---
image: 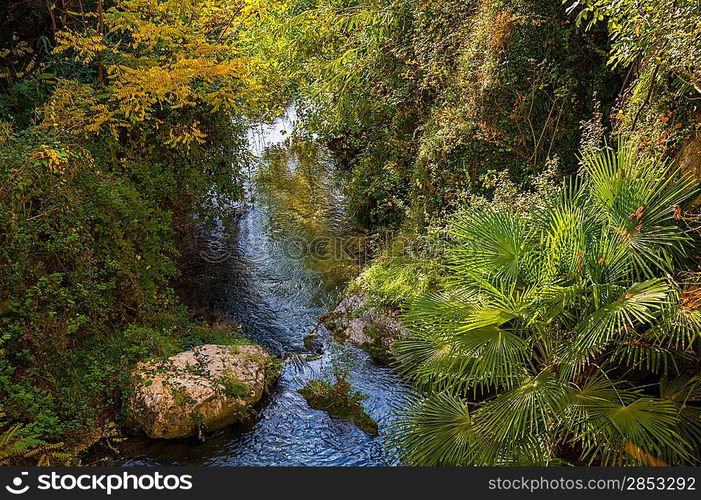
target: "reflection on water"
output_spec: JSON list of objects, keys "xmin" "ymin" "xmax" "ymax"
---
[{"xmin": 119, "ymin": 110, "xmax": 411, "ymax": 466}]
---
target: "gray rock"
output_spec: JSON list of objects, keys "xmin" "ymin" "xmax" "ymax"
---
[
  {"xmin": 126, "ymin": 344, "xmax": 270, "ymax": 439},
  {"xmin": 303, "ymin": 331, "xmax": 324, "ymax": 353},
  {"xmin": 321, "ymin": 293, "xmax": 405, "ymax": 364}
]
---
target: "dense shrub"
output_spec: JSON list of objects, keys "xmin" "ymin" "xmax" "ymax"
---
[
  {"xmin": 258, "ymin": 0, "xmax": 617, "ymax": 229},
  {"xmin": 391, "ymin": 144, "xmax": 701, "ymax": 465},
  {"xmin": 0, "ymin": 0, "xmax": 260, "ymax": 460}
]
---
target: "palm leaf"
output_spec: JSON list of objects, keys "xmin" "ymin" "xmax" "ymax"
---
[
  {"xmin": 472, "ymin": 371, "xmax": 572, "ymax": 444},
  {"xmin": 563, "ymin": 279, "xmax": 672, "ymax": 373},
  {"xmin": 388, "ymin": 393, "xmax": 474, "ymax": 466},
  {"xmin": 450, "ymin": 210, "xmax": 532, "ymax": 283}
]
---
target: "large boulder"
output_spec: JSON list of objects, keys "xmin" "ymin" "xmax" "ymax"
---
[
  {"xmin": 126, "ymin": 344, "xmax": 271, "ymax": 439},
  {"xmin": 320, "ymin": 293, "xmax": 405, "ymax": 364}
]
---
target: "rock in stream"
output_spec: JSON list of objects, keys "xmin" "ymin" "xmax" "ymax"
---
[
  {"xmin": 321, "ymin": 293, "xmax": 405, "ymax": 365},
  {"xmin": 126, "ymin": 344, "xmax": 271, "ymax": 439}
]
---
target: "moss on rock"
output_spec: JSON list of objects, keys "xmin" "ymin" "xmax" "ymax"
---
[{"xmin": 298, "ymin": 378, "xmax": 378, "ymax": 435}]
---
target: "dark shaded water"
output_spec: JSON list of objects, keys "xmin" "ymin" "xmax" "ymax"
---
[{"xmin": 119, "ymin": 111, "xmax": 411, "ymax": 466}]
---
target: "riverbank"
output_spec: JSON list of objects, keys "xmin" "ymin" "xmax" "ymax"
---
[{"xmin": 111, "ymin": 110, "xmax": 412, "ymax": 466}]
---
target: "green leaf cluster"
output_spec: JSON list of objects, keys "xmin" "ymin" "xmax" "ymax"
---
[{"xmin": 391, "ymin": 143, "xmax": 701, "ymax": 465}]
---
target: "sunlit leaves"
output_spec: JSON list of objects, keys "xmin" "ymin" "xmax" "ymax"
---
[
  {"xmin": 392, "ymin": 144, "xmax": 700, "ymax": 465},
  {"xmin": 580, "ymin": 142, "xmax": 698, "ymax": 277},
  {"xmin": 570, "ymin": 0, "xmax": 701, "ymax": 94},
  {"xmin": 572, "ymin": 387, "xmax": 689, "ymax": 465},
  {"xmin": 450, "ymin": 210, "xmax": 532, "ymax": 283},
  {"xmin": 473, "ymin": 372, "xmax": 571, "ymax": 443},
  {"xmin": 389, "ymin": 392, "xmax": 474, "ymax": 466},
  {"xmin": 564, "ymin": 279, "xmax": 672, "ymax": 373},
  {"xmin": 48, "ymin": 0, "xmax": 276, "ymax": 145}
]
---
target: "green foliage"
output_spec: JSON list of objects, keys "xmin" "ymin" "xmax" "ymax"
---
[
  {"xmin": 217, "ymin": 377, "xmax": 251, "ymax": 399},
  {"xmin": 350, "ymin": 231, "xmax": 446, "ymax": 307},
  {"xmin": 570, "ymin": 0, "xmax": 701, "ymax": 157},
  {"xmin": 299, "ymin": 377, "xmax": 378, "ymax": 434},
  {"xmin": 411, "ymin": 0, "xmax": 619, "ymax": 223},
  {"xmin": 256, "ymin": 0, "xmax": 618, "ymax": 229},
  {"xmin": 572, "ymin": 0, "xmax": 701, "ymax": 91},
  {"xmin": 390, "ymin": 143, "xmax": 701, "ymax": 465},
  {"xmin": 0, "ymin": 110, "xmax": 250, "ymax": 442},
  {"xmin": 0, "ymin": 0, "xmax": 261, "ymax": 453},
  {"xmin": 0, "ymin": 423, "xmax": 69, "ymax": 466}
]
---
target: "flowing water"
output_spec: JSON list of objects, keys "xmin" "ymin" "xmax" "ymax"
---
[{"xmin": 119, "ymin": 110, "xmax": 411, "ymax": 466}]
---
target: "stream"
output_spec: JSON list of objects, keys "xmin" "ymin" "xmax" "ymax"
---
[{"xmin": 118, "ymin": 109, "xmax": 411, "ymax": 466}]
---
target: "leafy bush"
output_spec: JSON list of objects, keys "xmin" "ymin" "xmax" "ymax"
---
[
  {"xmin": 348, "ymin": 228, "xmax": 447, "ymax": 307},
  {"xmin": 0, "ymin": 0, "xmax": 260, "ymax": 456},
  {"xmin": 570, "ymin": 0, "xmax": 701, "ymax": 159},
  {"xmin": 258, "ymin": 0, "xmax": 617, "ymax": 229},
  {"xmin": 391, "ymin": 143, "xmax": 701, "ymax": 465}
]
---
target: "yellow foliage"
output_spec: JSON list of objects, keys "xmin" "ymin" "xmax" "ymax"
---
[
  {"xmin": 164, "ymin": 120, "xmax": 207, "ymax": 147},
  {"xmin": 46, "ymin": 0, "xmax": 279, "ymax": 145},
  {"xmin": 30, "ymin": 147, "xmax": 68, "ymax": 173},
  {"xmin": 0, "ymin": 121, "xmax": 13, "ymax": 143},
  {"xmin": 38, "ymin": 79, "xmax": 124, "ymax": 139},
  {"xmin": 0, "ymin": 39, "xmax": 35, "ymax": 79},
  {"xmin": 55, "ymin": 30, "xmax": 108, "ymax": 64}
]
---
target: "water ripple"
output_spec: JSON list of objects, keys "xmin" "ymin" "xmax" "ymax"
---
[{"xmin": 119, "ymin": 110, "xmax": 411, "ymax": 466}]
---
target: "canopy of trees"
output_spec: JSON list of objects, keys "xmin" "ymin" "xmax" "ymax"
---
[{"xmin": 1, "ymin": 0, "xmax": 699, "ymax": 466}]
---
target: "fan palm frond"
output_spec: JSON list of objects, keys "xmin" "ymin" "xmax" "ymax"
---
[
  {"xmin": 609, "ymin": 336, "xmax": 682, "ymax": 374},
  {"xmin": 388, "ymin": 393, "xmax": 474, "ymax": 466},
  {"xmin": 472, "ymin": 371, "xmax": 572, "ymax": 444},
  {"xmin": 563, "ymin": 279, "xmax": 672, "ymax": 373},
  {"xmin": 402, "ymin": 290, "xmax": 482, "ymax": 336},
  {"xmin": 573, "ymin": 392, "xmax": 689, "ymax": 465},
  {"xmin": 450, "ymin": 210, "xmax": 533, "ymax": 283},
  {"xmin": 659, "ymin": 376, "xmax": 701, "ymax": 462},
  {"xmin": 581, "ymin": 142, "xmax": 698, "ymax": 277},
  {"xmin": 450, "ymin": 325, "xmax": 532, "ymax": 390},
  {"xmin": 648, "ymin": 291, "xmax": 701, "ymax": 350}
]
